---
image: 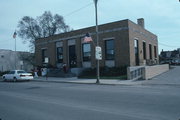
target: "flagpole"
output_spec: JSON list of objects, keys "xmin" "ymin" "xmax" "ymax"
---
[
  {"xmin": 13, "ymin": 31, "xmax": 17, "ymax": 69},
  {"xmin": 15, "ymin": 37, "xmax": 16, "ymax": 69}
]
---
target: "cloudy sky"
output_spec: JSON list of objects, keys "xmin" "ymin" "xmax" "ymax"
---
[{"xmin": 0, "ymin": 0, "xmax": 180, "ymax": 52}]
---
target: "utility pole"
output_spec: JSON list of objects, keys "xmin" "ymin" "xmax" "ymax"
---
[{"xmin": 94, "ymin": 0, "xmax": 100, "ymax": 84}]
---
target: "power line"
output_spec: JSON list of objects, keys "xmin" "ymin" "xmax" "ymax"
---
[
  {"xmin": 159, "ymin": 42, "xmax": 180, "ymax": 48},
  {"xmin": 64, "ymin": 2, "xmax": 93, "ymax": 18},
  {"xmin": 62, "ymin": 3, "xmax": 180, "ymax": 50}
]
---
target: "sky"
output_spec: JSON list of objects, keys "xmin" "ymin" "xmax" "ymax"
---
[{"xmin": 0, "ymin": 0, "xmax": 180, "ymax": 52}]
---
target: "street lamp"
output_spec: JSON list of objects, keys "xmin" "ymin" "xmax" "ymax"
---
[{"xmin": 94, "ymin": 0, "xmax": 100, "ymax": 84}]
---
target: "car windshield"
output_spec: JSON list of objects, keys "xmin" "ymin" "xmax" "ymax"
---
[
  {"xmin": 17, "ymin": 70, "xmax": 26, "ymax": 74},
  {"xmin": 8, "ymin": 71, "xmax": 15, "ymax": 74}
]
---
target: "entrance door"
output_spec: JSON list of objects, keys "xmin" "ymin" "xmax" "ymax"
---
[{"xmin": 69, "ymin": 45, "xmax": 77, "ymax": 68}]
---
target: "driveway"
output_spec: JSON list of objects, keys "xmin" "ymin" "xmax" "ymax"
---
[{"xmin": 142, "ymin": 66, "xmax": 180, "ymax": 85}]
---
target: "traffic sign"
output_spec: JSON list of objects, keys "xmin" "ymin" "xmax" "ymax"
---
[{"xmin": 95, "ymin": 46, "xmax": 102, "ymax": 60}]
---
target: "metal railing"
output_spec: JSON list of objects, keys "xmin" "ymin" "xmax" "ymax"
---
[{"xmin": 127, "ymin": 66, "xmax": 144, "ymax": 80}]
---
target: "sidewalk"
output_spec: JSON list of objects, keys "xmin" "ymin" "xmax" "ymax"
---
[
  {"xmin": 1, "ymin": 66, "xmax": 180, "ymax": 86},
  {"xmin": 32, "ymin": 66, "xmax": 180, "ymax": 86},
  {"xmin": 32, "ymin": 76, "xmax": 144, "ymax": 85}
]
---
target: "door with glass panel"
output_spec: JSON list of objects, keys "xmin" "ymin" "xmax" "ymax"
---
[{"xmin": 69, "ymin": 45, "xmax": 77, "ymax": 68}]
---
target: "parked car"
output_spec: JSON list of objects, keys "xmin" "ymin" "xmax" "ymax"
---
[
  {"xmin": 2, "ymin": 70, "xmax": 33, "ymax": 82},
  {"xmin": 171, "ymin": 59, "xmax": 180, "ymax": 65}
]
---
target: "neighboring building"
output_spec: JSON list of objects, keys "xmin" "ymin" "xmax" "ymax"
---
[
  {"xmin": 35, "ymin": 18, "xmax": 158, "ymax": 69},
  {"xmin": 160, "ymin": 49, "xmax": 180, "ymax": 64},
  {"xmin": 0, "ymin": 49, "xmax": 33, "ymax": 72}
]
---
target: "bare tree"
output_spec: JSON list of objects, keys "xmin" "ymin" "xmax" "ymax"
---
[
  {"xmin": 17, "ymin": 11, "xmax": 71, "ymax": 51},
  {"xmin": 19, "ymin": 52, "xmax": 35, "ymax": 66}
]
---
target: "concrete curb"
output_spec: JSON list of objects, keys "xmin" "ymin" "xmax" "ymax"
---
[
  {"xmin": 30, "ymin": 77, "xmax": 143, "ymax": 86},
  {"xmin": 1, "ymin": 78, "xmax": 180, "ymax": 87},
  {"xmin": 0, "ymin": 76, "xmax": 143, "ymax": 86},
  {"xmin": 31, "ymin": 79, "xmax": 125, "ymax": 86}
]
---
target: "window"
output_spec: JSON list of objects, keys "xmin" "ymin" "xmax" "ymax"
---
[
  {"xmin": 134, "ymin": 40, "xmax": 138, "ymax": 54},
  {"xmin": 105, "ymin": 39, "xmax": 114, "ymax": 60},
  {"xmin": 149, "ymin": 44, "xmax": 152, "ymax": 59},
  {"xmin": 42, "ymin": 49, "xmax": 47, "ymax": 63},
  {"xmin": 57, "ymin": 47, "xmax": 63, "ymax": 63},
  {"xmin": 134, "ymin": 39, "xmax": 139, "ymax": 65},
  {"xmin": 154, "ymin": 46, "xmax": 157, "ymax": 58},
  {"xmin": 17, "ymin": 70, "xmax": 26, "ymax": 74},
  {"xmin": 143, "ymin": 42, "xmax": 146, "ymax": 59},
  {"xmin": 82, "ymin": 43, "xmax": 91, "ymax": 61},
  {"xmin": 9, "ymin": 71, "xmax": 15, "ymax": 74}
]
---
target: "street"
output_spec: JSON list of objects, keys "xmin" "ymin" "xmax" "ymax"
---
[{"xmin": 0, "ymin": 80, "xmax": 180, "ymax": 120}]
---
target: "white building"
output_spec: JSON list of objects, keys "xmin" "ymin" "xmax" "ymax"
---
[{"xmin": 0, "ymin": 49, "xmax": 33, "ymax": 72}]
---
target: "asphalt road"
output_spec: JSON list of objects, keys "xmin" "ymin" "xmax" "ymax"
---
[{"xmin": 0, "ymin": 81, "xmax": 180, "ymax": 120}]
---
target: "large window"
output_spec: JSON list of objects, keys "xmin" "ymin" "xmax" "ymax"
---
[
  {"xmin": 149, "ymin": 44, "xmax": 152, "ymax": 59},
  {"xmin": 105, "ymin": 39, "xmax": 114, "ymax": 60},
  {"xmin": 134, "ymin": 39, "xmax": 139, "ymax": 65},
  {"xmin": 143, "ymin": 42, "xmax": 146, "ymax": 60},
  {"xmin": 154, "ymin": 46, "xmax": 157, "ymax": 58},
  {"xmin": 42, "ymin": 49, "xmax": 47, "ymax": 63},
  {"xmin": 82, "ymin": 43, "xmax": 91, "ymax": 61},
  {"xmin": 57, "ymin": 47, "xmax": 63, "ymax": 63}
]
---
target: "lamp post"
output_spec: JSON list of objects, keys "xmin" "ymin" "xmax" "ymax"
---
[{"xmin": 94, "ymin": 0, "xmax": 100, "ymax": 84}]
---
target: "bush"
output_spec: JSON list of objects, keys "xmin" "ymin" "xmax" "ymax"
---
[
  {"xmin": 0, "ymin": 71, "xmax": 10, "ymax": 76},
  {"xmin": 100, "ymin": 66, "xmax": 127, "ymax": 76},
  {"xmin": 78, "ymin": 66, "xmax": 127, "ymax": 78}
]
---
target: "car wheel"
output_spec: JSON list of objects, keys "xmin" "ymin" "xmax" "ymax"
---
[
  {"xmin": 13, "ymin": 77, "xmax": 17, "ymax": 82},
  {"xmin": 3, "ymin": 77, "xmax": 7, "ymax": 82}
]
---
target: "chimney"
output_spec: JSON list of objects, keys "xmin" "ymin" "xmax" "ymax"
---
[{"xmin": 137, "ymin": 18, "xmax": 145, "ymax": 28}]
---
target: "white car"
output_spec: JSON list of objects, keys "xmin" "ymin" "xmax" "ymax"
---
[{"xmin": 2, "ymin": 70, "xmax": 34, "ymax": 82}]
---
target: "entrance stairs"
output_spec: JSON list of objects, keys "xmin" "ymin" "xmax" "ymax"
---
[{"xmin": 47, "ymin": 68, "xmax": 76, "ymax": 77}]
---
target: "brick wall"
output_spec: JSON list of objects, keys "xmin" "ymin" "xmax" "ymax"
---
[{"xmin": 35, "ymin": 19, "xmax": 158, "ymax": 68}]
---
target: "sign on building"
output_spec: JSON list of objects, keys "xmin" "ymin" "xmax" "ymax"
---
[{"xmin": 45, "ymin": 57, "xmax": 49, "ymax": 63}]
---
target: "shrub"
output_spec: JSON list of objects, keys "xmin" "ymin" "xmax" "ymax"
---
[
  {"xmin": 78, "ymin": 66, "xmax": 127, "ymax": 78},
  {"xmin": 0, "ymin": 71, "xmax": 10, "ymax": 76}
]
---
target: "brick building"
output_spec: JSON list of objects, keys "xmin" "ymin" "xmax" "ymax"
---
[{"xmin": 35, "ymin": 18, "xmax": 158, "ymax": 69}]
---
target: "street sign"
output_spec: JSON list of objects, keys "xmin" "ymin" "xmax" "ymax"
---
[{"xmin": 95, "ymin": 46, "xmax": 102, "ymax": 60}]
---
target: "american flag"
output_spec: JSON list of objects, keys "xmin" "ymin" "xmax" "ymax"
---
[
  {"xmin": 13, "ymin": 31, "xmax": 17, "ymax": 39},
  {"xmin": 84, "ymin": 33, "xmax": 92, "ymax": 43}
]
